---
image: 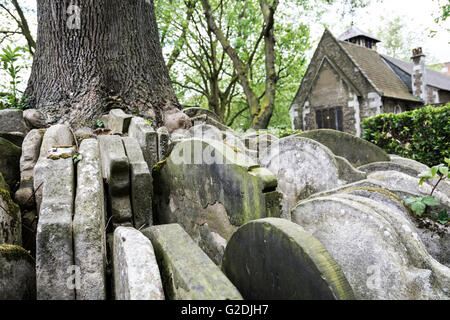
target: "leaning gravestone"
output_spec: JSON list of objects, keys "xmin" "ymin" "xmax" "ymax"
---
[
  {"xmin": 36, "ymin": 146, "xmax": 76, "ymax": 300},
  {"xmin": 0, "ymin": 244, "xmax": 36, "ymax": 300},
  {"xmin": 259, "ymin": 136, "xmax": 342, "ymax": 216},
  {"xmin": 73, "ymin": 139, "xmax": 107, "ymax": 300},
  {"xmin": 108, "ymin": 109, "xmax": 132, "ymax": 133},
  {"xmin": 15, "ymin": 129, "xmax": 45, "ymax": 209},
  {"xmin": 297, "ymin": 129, "xmax": 390, "ymax": 166},
  {"xmin": 113, "ymin": 227, "xmax": 164, "ymax": 300},
  {"xmin": 122, "ymin": 137, "xmax": 153, "ymax": 229},
  {"xmin": 222, "ymin": 218, "xmax": 354, "ymax": 300},
  {"xmin": 98, "ymin": 135, "xmax": 133, "ymax": 227},
  {"xmin": 0, "ymin": 183, "xmax": 21, "ymax": 245},
  {"xmin": 34, "ymin": 124, "xmax": 74, "ymax": 212},
  {"xmin": 142, "ymin": 224, "xmax": 243, "ymax": 300},
  {"xmin": 128, "ymin": 117, "xmax": 158, "ymax": 170},
  {"xmin": 0, "ymin": 136, "xmax": 21, "ymax": 189},
  {"xmin": 153, "ymin": 138, "xmax": 280, "ymax": 264},
  {"xmin": 292, "ymin": 196, "xmax": 450, "ymax": 300}
]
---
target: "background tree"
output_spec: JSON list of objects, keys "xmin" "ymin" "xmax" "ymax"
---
[
  {"xmin": 376, "ymin": 16, "xmax": 426, "ymax": 60},
  {"xmin": 24, "ymin": 0, "xmax": 190, "ymax": 131}
]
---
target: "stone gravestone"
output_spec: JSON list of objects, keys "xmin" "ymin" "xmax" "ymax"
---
[
  {"xmin": 153, "ymin": 138, "xmax": 280, "ymax": 264},
  {"xmin": 297, "ymin": 129, "xmax": 390, "ymax": 166},
  {"xmin": 98, "ymin": 135, "xmax": 133, "ymax": 227},
  {"xmin": 259, "ymin": 136, "xmax": 342, "ymax": 216},
  {"xmin": 142, "ymin": 224, "xmax": 243, "ymax": 300},
  {"xmin": 73, "ymin": 139, "xmax": 107, "ymax": 300},
  {"xmin": 0, "ymin": 244, "xmax": 36, "ymax": 300},
  {"xmin": 292, "ymin": 195, "xmax": 450, "ymax": 300},
  {"xmin": 35, "ymin": 146, "xmax": 76, "ymax": 300},
  {"xmin": 222, "ymin": 218, "xmax": 354, "ymax": 300},
  {"xmin": 0, "ymin": 183, "xmax": 21, "ymax": 245},
  {"xmin": 113, "ymin": 227, "xmax": 164, "ymax": 300}
]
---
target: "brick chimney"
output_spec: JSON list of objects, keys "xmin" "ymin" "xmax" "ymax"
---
[{"xmin": 411, "ymin": 47, "xmax": 427, "ymax": 103}]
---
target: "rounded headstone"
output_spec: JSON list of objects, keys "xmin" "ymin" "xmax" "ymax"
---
[
  {"xmin": 0, "ymin": 244, "xmax": 36, "ymax": 300},
  {"xmin": 222, "ymin": 218, "xmax": 354, "ymax": 300},
  {"xmin": 297, "ymin": 129, "xmax": 390, "ymax": 166}
]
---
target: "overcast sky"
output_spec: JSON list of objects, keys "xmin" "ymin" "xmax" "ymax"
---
[
  {"xmin": 315, "ymin": 0, "xmax": 450, "ymax": 63},
  {"xmin": 11, "ymin": 0, "xmax": 450, "ymax": 63}
]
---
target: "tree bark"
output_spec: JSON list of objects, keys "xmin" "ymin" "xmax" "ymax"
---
[{"xmin": 25, "ymin": 0, "xmax": 190, "ymax": 131}]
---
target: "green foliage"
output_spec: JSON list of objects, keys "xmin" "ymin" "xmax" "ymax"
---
[
  {"xmin": 73, "ymin": 152, "xmax": 83, "ymax": 165},
  {"xmin": 0, "ymin": 45, "xmax": 28, "ymax": 110},
  {"xmin": 405, "ymin": 160, "xmax": 449, "ymax": 225},
  {"xmin": 95, "ymin": 119, "xmax": 104, "ymax": 128},
  {"xmin": 362, "ymin": 104, "xmax": 450, "ymax": 168}
]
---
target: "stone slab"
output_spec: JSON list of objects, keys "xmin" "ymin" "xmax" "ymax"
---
[
  {"xmin": 73, "ymin": 139, "xmax": 107, "ymax": 300},
  {"xmin": 36, "ymin": 147, "xmax": 75, "ymax": 300},
  {"xmin": 98, "ymin": 135, "xmax": 133, "ymax": 226},
  {"xmin": 108, "ymin": 109, "xmax": 132, "ymax": 133},
  {"xmin": 153, "ymin": 138, "xmax": 280, "ymax": 264},
  {"xmin": 142, "ymin": 224, "xmax": 242, "ymax": 300},
  {"xmin": 122, "ymin": 137, "xmax": 153, "ymax": 229},
  {"xmin": 0, "ymin": 244, "xmax": 36, "ymax": 300},
  {"xmin": 222, "ymin": 218, "xmax": 354, "ymax": 300},
  {"xmin": 128, "ymin": 117, "xmax": 158, "ymax": 170},
  {"xmin": 297, "ymin": 129, "xmax": 390, "ymax": 166},
  {"xmin": 113, "ymin": 227, "xmax": 164, "ymax": 300}
]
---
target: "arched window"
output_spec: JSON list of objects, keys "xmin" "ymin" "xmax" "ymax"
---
[{"xmin": 316, "ymin": 107, "xmax": 344, "ymax": 131}]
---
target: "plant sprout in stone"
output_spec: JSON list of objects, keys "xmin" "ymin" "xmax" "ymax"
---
[
  {"xmin": 405, "ymin": 158, "xmax": 450, "ymax": 225},
  {"xmin": 0, "ymin": 45, "xmax": 28, "ymax": 110}
]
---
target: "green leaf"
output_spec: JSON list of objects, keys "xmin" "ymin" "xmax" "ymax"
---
[
  {"xmin": 73, "ymin": 153, "xmax": 83, "ymax": 165},
  {"xmin": 411, "ymin": 201, "xmax": 426, "ymax": 216},
  {"xmin": 422, "ymin": 196, "xmax": 439, "ymax": 207},
  {"xmin": 437, "ymin": 210, "xmax": 448, "ymax": 225}
]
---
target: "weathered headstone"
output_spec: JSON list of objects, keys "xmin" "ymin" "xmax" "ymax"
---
[
  {"xmin": 122, "ymin": 137, "xmax": 153, "ymax": 229},
  {"xmin": 259, "ymin": 136, "xmax": 342, "ymax": 215},
  {"xmin": 98, "ymin": 135, "xmax": 133, "ymax": 227},
  {"xmin": 142, "ymin": 224, "xmax": 243, "ymax": 300},
  {"xmin": 0, "ymin": 109, "xmax": 29, "ymax": 134},
  {"xmin": 292, "ymin": 195, "xmax": 450, "ymax": 299},
  {"xmin": 113, "ymin": 227, "xmax": 164, "ymax": 300},
  {"xmin": 108, "ymin": 109, "xmax": 132, "ymax": 133},
  {"xmin": 0, "ymin": 185, "xmax": 21, "ymax": 245},
  {"xmin": 157, "ymin": 126, "xmax": 170, "ymax": 161},
  {"xmin": 0, "ymin": 136, "xmax": 21, "ymax": 189},
  {"xmin": 15, "ymin": 129, "xmax": 45, "ymax": 209},
  {"xmin": 23, "ymin": 109, "xmax": 46, "ymax": 129},
  {"xmin": 297, "ymin": 129, "xmax": 390, "ymax": 166},
  {"xmin": 0, "ymin": 244, "xmax": 36, "ymax": 300},
  {"xmin": 36, "ymin": 146, "xmax": 76, "ymax": 300},
  {"xmin": 222, "ymin": 218, "xmax": 354, "ymax": 300},
  {"xmin": 128, "ymin": 117, "xmax": 158, "ymax": 170},
  {"xmin": 153, "ymin": 138, "xmax": 280, "ymax": 264},
  {"xmin": 34, "ymin": 124, "xmax": 74, "ymax": 212},
  {"xmin": 73, "ymin": 139, "xmax": 107, "ymax": 300}
]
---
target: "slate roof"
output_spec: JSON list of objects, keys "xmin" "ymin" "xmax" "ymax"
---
[
  {"xmin": 338, "ymin": 26, "xmax": 381, "ymax": 42},
  {"xmin": 339, "ymin": 40, "xmax": 420, "ymax": 102},
  {"xmin": 382, "ymin": 54, "xmax": 450, "ymax": 91}
]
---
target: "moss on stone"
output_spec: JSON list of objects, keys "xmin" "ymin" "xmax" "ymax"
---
[
  {"xmin": 0, "ymin": 188, "xmax": 20, "ymax": 220},
  {"xmin": 152, "ymin": 159, "xmax": 167, "ymax": 175},
  {"xmin": 0, "ymin": 172, "xmax": 9, "ymax": 192},
  {"xmin": 0, "ymin": 244, "xmax": 34, "ymax": 264},
  {"xmin": 47, "ymin": 153, "xmax": 72, "ymax": 160}
]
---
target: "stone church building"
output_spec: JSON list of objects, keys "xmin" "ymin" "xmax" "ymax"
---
[{"xmin": 290, "ymin": 26, "xmax": 450, "ymax": 137}]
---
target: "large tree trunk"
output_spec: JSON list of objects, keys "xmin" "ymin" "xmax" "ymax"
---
[{"xmin": 25, "ymin": 0, "xmax": 190, "ymax": 131}]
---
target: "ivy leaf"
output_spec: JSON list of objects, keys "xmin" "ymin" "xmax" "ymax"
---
[
  {"xmin": 422, "ymin": 196, "xmax": 439, "ymax": 207},
  {"xmin": 73, "ymin": 153, "xmax": 83, "ymax": 165},
  {"xmin": 411, "ymin": 201, "xmax": 426, "ymax": 216},
  {"xmin": 437, "ymin": 210, "xmax": 449, "ymax": 225}
]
